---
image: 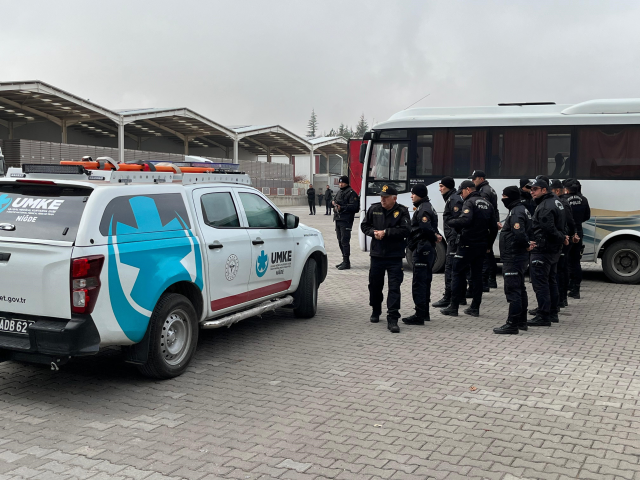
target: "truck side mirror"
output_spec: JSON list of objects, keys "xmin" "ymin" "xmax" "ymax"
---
[
  {"xmin": 284, "ymin": 213, "xmax": 299, "ymax": 229},
  {"xmin": 359, "ymin": 143, "xmax": 367, "ymax": 164}
]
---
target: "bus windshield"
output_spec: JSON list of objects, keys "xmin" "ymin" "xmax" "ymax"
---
[{"xmin": 367, "ymin": 141, "xmax": 409, "ymax": 193}]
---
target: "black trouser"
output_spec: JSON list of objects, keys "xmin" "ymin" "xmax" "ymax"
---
[
  {"xmin": 411, "ymin": 242, "xmax": 436, "ymax": 318},
  {"xmin": 335, "ymin": 222, "xmax": 352, "ymax": 258},
  {"xmin": 452, "ymin": 244, "xmax": 486, "ymax": 309},
  {"xmin": 557, "ymin": 244, "xmax": 572, "ymax": 300},
  {"xmin": 482, "ymin": 250, "xmax": 497, "ymax": 286},
  {"xmin": 569, "ymin": 239, "xmax": 583, "ymax": 287},
  {"xmin": 369, "ymin": 256, "xmax": 404, "ymax": 320},
  {"xmin": 308, "ymin": 200, "xmax": 316, "ymax": 214},
  {"xmin": 530, "ymin": 251, "xmax": 561, "ymax": 317},
  {"xmin": 503, "ymin": 257, "xmax": 528, "ymax": 323},
  {"xmin": 444, "ymin": 241, "xmax": 465, "ymax": 301},
  {"xmin": 325, "ymin": 201, "xmax": 332, "ymax": 215}
]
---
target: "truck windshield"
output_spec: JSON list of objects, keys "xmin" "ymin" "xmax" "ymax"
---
[{"xmin": 0, "ymin": 183, "xmax": 91, "ymax": 242}]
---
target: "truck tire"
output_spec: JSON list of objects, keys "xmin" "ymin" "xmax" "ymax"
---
[
  {"xmin": 406, "ymin": 241, "xmax": 446, "ymax": 273},
  {"xmin": 137, "ymin": 293, "xmax": 198, "ymax": 379},
  {"xmin": 294, "ymin": 258, "xmax": 318, "ymax": 318},
  {"xmin": 602, "ymin": 239, "xmax": 640, "ymax": 284}
]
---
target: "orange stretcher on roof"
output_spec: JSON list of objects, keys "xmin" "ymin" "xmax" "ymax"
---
[{"xmin": 60, "ymin": 160, "xmax": 215, "ymax": 173}]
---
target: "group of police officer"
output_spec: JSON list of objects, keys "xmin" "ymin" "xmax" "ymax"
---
[{"xmin": 348, "ymin": 170, "xmax": 590, "ymax": 334}]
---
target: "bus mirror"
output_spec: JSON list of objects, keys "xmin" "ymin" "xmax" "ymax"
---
[
  {"xmin": 359, "ymin": 143, "xmax": 367, "ymax": 164},
  {"xmin": 363, "ymin": 131, "xmax": 372, "ymax": 141}
]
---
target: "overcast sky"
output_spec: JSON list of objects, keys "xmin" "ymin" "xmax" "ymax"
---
[{"xmin": 2, "ymin": 0, "xmax": 639, "ymax": 137}]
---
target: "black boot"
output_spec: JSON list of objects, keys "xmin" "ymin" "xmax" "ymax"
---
[
  {"xmin": 482, "ymin": 284, "xmax": 491, "ymax": 292},
  {"xmin": 370, "ymin": 312, "xmax": 380, "ymax": 323},
  {"xmin": 528, "ymin": 314, "xmax": 551, "ymax": 327},
  {"xmin": 432, "ymin": 297, "xmax": 450, "ymax": 308},
  {"xmin": 528, "ymin": 308, "xmax": 538, "ymax": 316},
  {"xmin": 489, "ymin": 278, "xmax": 498, "ymax": 289},
  {"xmin": 459, "ymin": 298, "xmax": 467, "ymax": 306},
  {"xmin": 464, "ymin": 307, "xmax": 480, "ymax": 317},
  {"xmin": 518, "ymin": 312, "xmax": 528, "ymax": 331},
  {"xmin": 550, "ymin": 312, "xmax": 559, "ymax": 323},
  {"xmin": 387, "ymin": 318, "xmax": 400, "ymax": 333},
  {"xmin": 402, "ymin": 314, "xmax": 427, "ymax": 325},
  {"xmin": 335, "ymin": 261, "xmax": 344, "ymax": 269},
  {"xmin": 440, "ymin": 302, "xmax": 459, "ymax": 317},
  {"xmin": 337, "ymin": 256, "xmax": 350, "ymax": 270},
  {"xmin": 493, "ymin": 320, "xmax": 519, "ymax": 334},
  {"xmin": 568, "ymin": 287, "xmax": 580, "ymax": 299}
]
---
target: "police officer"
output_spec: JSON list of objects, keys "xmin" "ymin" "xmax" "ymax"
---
[
  {"xmin": 333, "ymin": 175, "xmax": 359, "ymax": 270},
  {"xmin": 361, "ymin": 185, "xmax": 411, "ymax": 333},
  {"xmin": 441, "ymin": 180, "xmax": 499, "ymax": 317},
  {"xmin": 551, "ymin": 179, "xmax": 577, "ymax": 308},
  {"xmin": 470, "ymin": 170, "xmax": 500, "ymax": 290},
  {"xmin": 493, "ymin": 186, "xmax": 533, "ymax": 334},
  {"xmin": 564, "ymin": 179, "xmax": 590, "ymax": 299},
  {"xmin": 433, "ymin": 177, "xmax": 466, "ymax": 308},
  {"xmin": 519, "ymin": 178, "xmax": 537, "ymax": 216},
  {"xmin": 306, "ymin": 184, "xmax": 316, "ymax": 215},
  {"xmin": 527, "ymin": 178, "xmax": 566, "ymax": 327},
  {"xmin": 324, "ymin": 185, "xmax": 333, "ymax": 215},
  {"xmin": 402, "ymin": 183, "xmax": 442, "ymax": 325}
]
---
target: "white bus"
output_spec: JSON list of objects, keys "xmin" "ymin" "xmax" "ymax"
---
[{"xmin": 358, "ymin": 99, "xmax": 640, "ymax": 284}]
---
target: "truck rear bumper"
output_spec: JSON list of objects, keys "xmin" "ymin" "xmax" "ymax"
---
[{"xmin": 0, "ymin": 313, "xmax": 100, "ymax": 365}]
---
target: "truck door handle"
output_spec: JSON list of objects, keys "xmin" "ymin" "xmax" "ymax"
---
[
  {"xmin": 208, "ymin": 241, "xmax": 223, "ymax": 249},
  {"xmin": 252, "ymin": 238, "xmax": 264, "ymax": 245}
]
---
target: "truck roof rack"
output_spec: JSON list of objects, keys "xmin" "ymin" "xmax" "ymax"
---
[{"xmin": 5, "ymin": 159, "xmax": 252, "ymax": 186}]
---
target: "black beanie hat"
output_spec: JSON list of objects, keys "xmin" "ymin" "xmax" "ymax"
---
[
  {"xmin": 520, "ymin": 178, "xmax": 531, "ymax": 188},
  {"xmin": 411, "ymin": 183, "xmax": 428, "ymax": 198},
  {"xmin": 440, "ymin": 176, "xmax": 455, "ymax": 190},
  {"xmin": 503, "ymin": 186, "xmax": 521, "ymax": 205}
]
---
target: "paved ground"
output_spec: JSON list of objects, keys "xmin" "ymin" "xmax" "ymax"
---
[{"xmin": 1, "ymin": 205, "xmax": 639, "ymax": 480}]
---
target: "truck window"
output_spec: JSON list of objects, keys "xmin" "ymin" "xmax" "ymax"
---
[
  {"xmin": 201, "ymin": 192, "xmax": 240, "ymax": 228},
  {"xmin": 99, "ymin": 194, "xmax": 191, "ymax": 236},
  {"xmin": 0, "ymin": 183, "xmax": 91, "ymax": 242},
  {"xmin": 238, "ymin": 193, "xmax": 282, "ymax": 228}
]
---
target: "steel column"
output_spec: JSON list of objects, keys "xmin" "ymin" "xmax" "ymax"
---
[
  {"xmin": 118, "ymin": 120, "xmax": 125, "ymax": 163},
  {"xmin": 61, "ymin": 120, "xmax": 67, "ymax": 143},
  {"xmin": 233, "ymin": 138, "xmax": 239, "ymax": 164}
]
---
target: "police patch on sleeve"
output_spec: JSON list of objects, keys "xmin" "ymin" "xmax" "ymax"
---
[
  {"xmin": 463, "ymin": 208, "xmax": 470, "ymax": 214},
  {"xmin": 513, "ymin": 223, "xmax": 521, "ymax": 230},
  {"xmin": 393, "ymin": 210, "xmax": 399, "ymax": 218},
  {"xmin": 453, "ymin": 206, "xmax": 459, "ymax": 212}
]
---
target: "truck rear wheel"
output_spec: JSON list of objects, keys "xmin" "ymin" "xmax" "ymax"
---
[
  {"xmin": 602, "ymin": 239, "xmax": 640, "ymax": 284},
  {"xmin": 294, "ymin": 258, "xmax": 318, "ymax": 318},
  {"xmin": 137, "ymin": 293, "xmax": 198, "ymax": 379}
]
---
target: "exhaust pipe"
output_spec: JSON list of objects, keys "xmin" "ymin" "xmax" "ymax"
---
[{"xmin": 201, "ymin": 296, "xmax": 294, "ymax": 329}]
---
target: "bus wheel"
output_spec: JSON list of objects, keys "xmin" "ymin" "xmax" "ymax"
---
[{"xmin": 602, "ymin": 239, "xmax": 640, "ymax": 284}]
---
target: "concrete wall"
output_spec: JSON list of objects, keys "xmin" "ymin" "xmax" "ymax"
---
[{"xmin": 268, "ymin": 196, "xmax": 307, "ymax": 207}]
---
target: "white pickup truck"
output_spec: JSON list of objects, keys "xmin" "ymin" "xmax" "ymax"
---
[{"xmin": 0, "ymin": 163, "xmax": 327, "ymax": 378}]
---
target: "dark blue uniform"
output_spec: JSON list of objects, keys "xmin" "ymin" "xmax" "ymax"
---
[
  {"xmin": 499, "ymin": 201, "xmax": 533, "ymax": 328},
  {"xmin": 361, "ymin": 201, "xmax": 411, "ymax": 324},
  {"xmin": 445, "ymin": 191, "xmax": 499, "ymax": 314},
  {"xmin": 529, "ymin": 192, "xmax": 566, "ymax": 325},
  {"xmin": 406, "ymin": 197, "xmax": 439, "ymax": 320},
  {"xmin": 333, "ymin": 185, "xmax": 359, "ymax": 267},
  {"xmin": 440, "ymin": 188, "xmax": 464, "ymax": 304},
  {"xmin": 566, "ymin": 191, "xmax": 591, "ymax": 296}
]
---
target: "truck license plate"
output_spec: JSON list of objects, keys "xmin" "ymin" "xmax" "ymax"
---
[{"xmin": 0, "ymin": 318, "xmax": 34, "ymax": 335}]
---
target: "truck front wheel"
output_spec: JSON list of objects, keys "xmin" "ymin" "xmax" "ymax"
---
[
  {"xmin": 137, "ymin": 293, "xmax": 198, "ymax": 379},
  {"xmin": 294, "ymin": 258, "xmax": 318, "ymax": 318},
  {"xmin": 602, "ymin": 239, "xmax": 640, "ymax": 284}
]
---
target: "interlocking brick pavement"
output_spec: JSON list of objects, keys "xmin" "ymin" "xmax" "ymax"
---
[{"xmin": 1, "ymin": 205, "xmax": 639, "ymax": 480}]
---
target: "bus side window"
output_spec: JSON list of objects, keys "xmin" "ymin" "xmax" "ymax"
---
[{"xmin": 576, "ymin": 126, "xmax": 640, "ymax": 179}]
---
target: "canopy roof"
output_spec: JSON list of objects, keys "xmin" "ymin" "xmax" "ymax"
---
[
  {"xmin": 231, "ymin": 125, "xmax": 313, "ymax": 156},
  {"xmin": 309, "ymin": 136, "xmax": 348, "ymax": 156},
  {"xmin": 0, "ymin": 80, "xmax": 119, "ymax": 133}
]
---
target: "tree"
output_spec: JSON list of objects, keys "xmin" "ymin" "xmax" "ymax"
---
[
  {"xmin": 307, "ymin": 109, "xmax": 318, "ymax": 137},
  {"xmin": 355, "ymin": 113, "xmax": 369, "ymax": 138}
]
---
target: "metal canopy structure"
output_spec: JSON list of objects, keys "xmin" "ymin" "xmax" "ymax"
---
[
  {"xmin": 0, "ymin": 80, "xmax": 120, "ymax": 143},
  {"xmin": 118, "ymin": 108, "xmax": 237, "ymax": 157},
  {"xmin": 231, "ymin": 125, "xmax": 312, "ymax": 161},
  {"xmin": 0, "ymin": 80, "xmax": 349, "ymax": 170}
]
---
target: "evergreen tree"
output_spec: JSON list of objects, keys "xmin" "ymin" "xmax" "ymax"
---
[
  {"xmin": 355, "ymin": 113, "xmax": 369, "ymax": 138},
  {"xmin": 307, "ymin": 109, "xmax": 318, "ymax": 137}
]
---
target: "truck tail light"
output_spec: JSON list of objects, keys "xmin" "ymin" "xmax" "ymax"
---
[{"xmin": 70, "ymin": 255, "xmax": 104, "ymax": 314}]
